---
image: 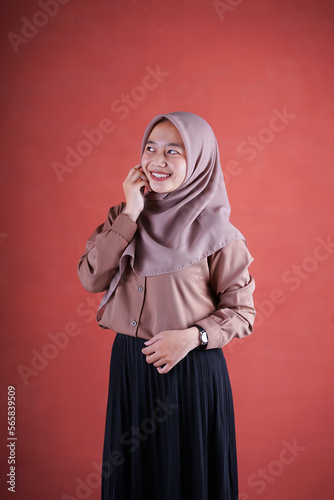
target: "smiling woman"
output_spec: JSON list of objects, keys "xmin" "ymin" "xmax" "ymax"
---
[
  {"xmin": 77, "ymin": 111, "xmax": 256, "ymax": 500},
  {"xmin": 140, "ymin": 119, "xmax": 187, "ymax": 192}
]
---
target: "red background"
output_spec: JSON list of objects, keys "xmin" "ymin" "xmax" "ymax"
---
[{"xmin": 1, "ymin": 0, "xmax": 333, "ymax": 499}]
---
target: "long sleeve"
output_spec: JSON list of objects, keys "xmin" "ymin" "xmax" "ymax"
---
[
  {"xmin": 195, "ymin": 239, "xmax": 256, "ymax": 349},
  {"xmin": 77, "ymin": 203, "xmax": 138, "ymax": 293}
]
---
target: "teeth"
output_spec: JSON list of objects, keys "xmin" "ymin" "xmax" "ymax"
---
[{"xmin": 152, "ymin": 173, "xmax": 170, "ymax": 178}]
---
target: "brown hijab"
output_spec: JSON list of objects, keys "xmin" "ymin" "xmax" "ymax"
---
[
  {"xmin": 98, "ymin": 112, "xmax": 245, "ymax": 315},
  {"xmin": 135, "ymin": 111, "xmax": 245, "ymax": 273}
]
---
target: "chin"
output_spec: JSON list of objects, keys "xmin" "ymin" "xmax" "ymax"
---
[
  {"xmin": 149, "ymin": 181, "xmax": 170, "ymax": 193},
  {"xmin": 152, "ymin": 187, "xmax": 168, "ymax": 193}
]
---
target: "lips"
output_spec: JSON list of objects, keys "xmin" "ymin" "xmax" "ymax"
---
[{"xmin": 150, "ymin": 171, "xmax": 171, "ymax": 181}]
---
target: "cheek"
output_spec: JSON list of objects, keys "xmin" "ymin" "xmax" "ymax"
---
[
  {"xmin": 141, "ymin": 155, "xmax": 148, "ymax": 168},
  {"xmin": 177, "ymin": 162, "xmax": 187, "ymax": 182}
]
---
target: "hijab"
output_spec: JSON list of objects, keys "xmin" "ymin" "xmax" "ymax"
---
[{"xmin": 97, "ymin": 111, "xmax": 245, "ymax": 317}]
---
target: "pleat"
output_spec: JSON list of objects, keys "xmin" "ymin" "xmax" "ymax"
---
[{"xmin": 101, "ymin": 333, "xmax": 238, "ymax": 500}]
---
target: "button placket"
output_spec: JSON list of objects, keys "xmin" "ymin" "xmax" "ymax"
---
[{"xmin": 131, "ymin": 278, "xmax": 146, "ymax": 331}]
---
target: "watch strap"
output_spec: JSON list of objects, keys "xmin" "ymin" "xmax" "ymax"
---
[{"xmin": 193, "ymin": 324, "xmax": 208, "ymax": 349}]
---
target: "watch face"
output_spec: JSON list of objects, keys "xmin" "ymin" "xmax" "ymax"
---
[{"xmin": 201, "ymin": 331, "xmax": 208, "ymax": 344}]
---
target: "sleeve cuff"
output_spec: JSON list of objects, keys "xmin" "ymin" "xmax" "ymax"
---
[
  {"xmin": 196, "ymin": 317, "xmax": 231, "ymax": 349},
  {"xmin": 109, "ymin": 213, "xmax": 138, "ymax": 243}
]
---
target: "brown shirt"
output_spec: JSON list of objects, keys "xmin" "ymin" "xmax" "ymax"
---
[{"xmin": 77, "ymin": 203, "xmax": 256, "ymax": 349}]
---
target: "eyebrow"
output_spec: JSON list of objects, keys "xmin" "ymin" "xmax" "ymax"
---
[{"xmin": 146, "ymin": 140, "xmax": 184, "ymax": 149}]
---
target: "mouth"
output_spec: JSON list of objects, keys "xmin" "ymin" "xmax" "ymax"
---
[{"xmin": 149, "ymin": 171, "xmax": 172, "ymax": 181}]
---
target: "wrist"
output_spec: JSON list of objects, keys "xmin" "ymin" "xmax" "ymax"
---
[
  {"xmin": 187, "ymin": 326, "xmax": 201, "ymax": 349},
  {"xmin": 193, "ymin": 324, "xmax": 208, "ymax": 349},
  {"xmin": 123, "ymin": 207, "xmax": 140, "ymax": 222}
]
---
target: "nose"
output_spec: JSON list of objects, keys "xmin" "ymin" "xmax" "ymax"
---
[{"xmin": 152, "ymin": 151, "xmax": 167, "ymax": 167}]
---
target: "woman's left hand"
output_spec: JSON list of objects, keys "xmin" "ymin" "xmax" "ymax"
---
[{"xmin": 142, "ymin": 327, "xmax": 200, "ymax": 374}]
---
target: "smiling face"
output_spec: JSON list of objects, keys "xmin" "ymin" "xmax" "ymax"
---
[{"xmin": 141, "ymin": 119, "xmax": 187, "ymax": 193}]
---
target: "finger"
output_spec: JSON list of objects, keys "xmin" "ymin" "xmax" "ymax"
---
[
  {"xmin": 141, "ymin": 345, "xmax": 158, "ymax": 357},
  {"xmin": 145, "ymin": 353, "xmax": 161, "ymax": 364},
  {"xmin": 137, "ymin": 177, "xmax": 150, "ymax": 186},
  {"xmin": 124, "ymin": 166, "xmax": 138, "ymax": 181},
  {"xmin": 134, "ymin": 164, "xmax": 145, "ymax": 173},
  {"xmin": 124, "ymin": 167, "xmax": 150, "ymax": 190},
  {"xmin": 127, "ymin": 170, "xmax": 146, "ymax": 182},
  {"xmin": 130, "ymin": 179, "xmax": 150, "ymax": 192},
  {"xmin": 133, "ymin": 165, "xmax": 146, "ymax": 179},
  {"xmin": 124, "ymin": 165, "xmax": 143, "ymax": 182},
  {"xmin": 138, "ymin": 167, "xmax": 149, "ymax": 179},
  {"xmin": 153, "ymin": 358, "xmax": 165, "ymax": 368},
  {"xmin": 144, "ymin": 335, "xmax": 162, "ymax": 347},
  {"xmin": 157, "ymin": 364, "xmax": 171, "ymax": 374},
  {"xmin": 133, "ymin": 164, "xmax": 150, "ymax": 182},
  {"xmin": 130, "ymin": 173, "xmax": 150, "ymax": 188}
]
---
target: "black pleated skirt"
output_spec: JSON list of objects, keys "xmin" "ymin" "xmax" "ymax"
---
[{"xmin": 101, "ymin": 333, "xmax": 238, "ymax": 500}]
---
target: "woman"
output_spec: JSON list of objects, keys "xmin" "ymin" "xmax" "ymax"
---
[{"xmin": 77, "ymin": 111, "xmax": 256, "ymax": 500}]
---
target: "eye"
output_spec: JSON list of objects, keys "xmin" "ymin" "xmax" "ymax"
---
[
  {"xmin": 168, "ymin": 149, "xmax": 179, "ymax": 155},
  {"xmin": 146, "ymin": 146, "xmax": 155, "ymax": 152}
]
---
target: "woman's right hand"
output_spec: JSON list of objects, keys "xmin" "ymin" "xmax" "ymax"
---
[{"xmin": 123, "ymin": 165, "xmax": 151, "ymax": 222}]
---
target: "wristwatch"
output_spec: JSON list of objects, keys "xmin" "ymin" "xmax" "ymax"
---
[{"xmin": 193, "ymin": 324, "xmax": 208, "ymax": 349}]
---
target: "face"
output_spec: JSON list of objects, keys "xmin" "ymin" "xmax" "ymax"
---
[{"xmin": 141, "ymin": 120, "xmax": 187, "ymax": 193}]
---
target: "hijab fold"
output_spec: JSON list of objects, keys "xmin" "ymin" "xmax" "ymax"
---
[{"xmin": 97, "ymin": 112, "xmax": 244, "ymax": 319}]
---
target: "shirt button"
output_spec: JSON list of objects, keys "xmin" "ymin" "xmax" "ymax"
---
[
  {"xmin": 138, "ymin": 286, "xmax": 144, "ymax": 292},
  {"xmin": 131, "ymin": 320, "xmax": 137, "ymax": 327}
]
